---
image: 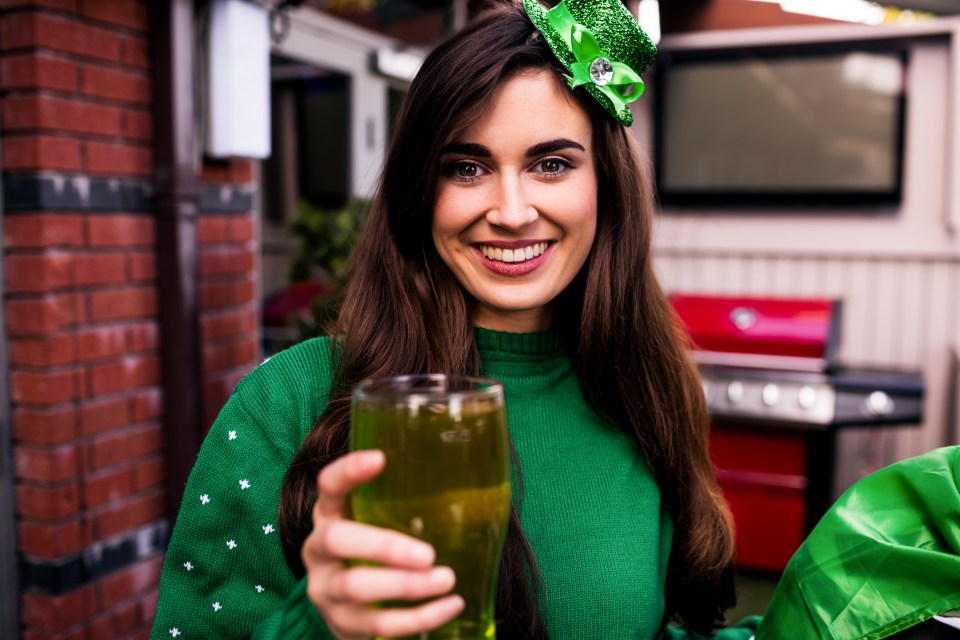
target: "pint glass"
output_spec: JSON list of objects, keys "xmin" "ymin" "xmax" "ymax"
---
[{"xmin": 350, "ymin": 375, "xmax": 511, "ymax": 640}]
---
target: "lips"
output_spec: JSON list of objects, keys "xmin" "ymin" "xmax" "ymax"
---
[
  {"xmin": 472, "ymin": 241, "xmax": 554, "ymax": 276},
  {"xmin": 479, "ymin": 241, "xmax": 549, "ymax": 263}
]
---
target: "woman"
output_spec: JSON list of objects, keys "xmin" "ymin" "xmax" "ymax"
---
[{"xmin": 151, "ymin": 0, "xmax": 758, "ymax": 637}]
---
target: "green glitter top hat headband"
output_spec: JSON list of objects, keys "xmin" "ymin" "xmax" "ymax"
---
[{"xmin": 522, "ymin": 0, "xmax": 657, "ymax": 126}]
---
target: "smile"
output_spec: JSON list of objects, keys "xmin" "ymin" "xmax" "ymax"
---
[{"xmin": 479, "ymin": 242, "xmax": 549, "ymax": 263}]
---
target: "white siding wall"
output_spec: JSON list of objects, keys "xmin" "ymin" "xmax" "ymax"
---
[{"xmin": 638, "ymin": 21, "xmax": 960, "ymax": 495}]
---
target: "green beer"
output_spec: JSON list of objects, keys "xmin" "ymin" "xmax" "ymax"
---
[{"xmin": 350, "ymin": 375, "xmax": 511, "ymax": 640}]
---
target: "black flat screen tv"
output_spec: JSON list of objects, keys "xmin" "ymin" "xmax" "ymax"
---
[{"xmin": 653, "ymin": 43, "xmax": 908, "ymax": 207}]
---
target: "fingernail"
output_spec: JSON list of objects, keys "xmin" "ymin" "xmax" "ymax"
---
[
  {"xmin": 409, "ymin": 544, "xmax": 434, "ymax": 565},
  {"xmin": 446, "ymin": 595, "xmax": 465, "ymax": 613},
  {"xmin": 430, "ymin": 567, "xmax": 455, "ymax": 589},
  {"xmin": 363, "ymin": 450, "xmax": 385, "ymax": 465}
]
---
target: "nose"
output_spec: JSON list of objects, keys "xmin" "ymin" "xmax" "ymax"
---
[{"xmin": 485, "ymin": 174, "xmax": 538, "ymax": 230}]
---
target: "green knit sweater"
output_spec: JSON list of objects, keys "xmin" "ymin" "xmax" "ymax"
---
[{"xmin": 151, "ymin": 330, "xmax": 759, "ymax": 639}]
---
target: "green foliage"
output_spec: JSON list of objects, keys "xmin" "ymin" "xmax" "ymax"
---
[{"xmin": 288, "ymin": 198, "xmax": 367, "ymax": 283}]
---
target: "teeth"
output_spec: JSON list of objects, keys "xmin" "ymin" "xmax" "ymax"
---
[{"xmin": 480, "ymin": 242, "xmax": 548, "ymax": 263}]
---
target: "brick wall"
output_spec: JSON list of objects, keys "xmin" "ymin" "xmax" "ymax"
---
[
  {"xmin": 197, "ymin": 160, "xmax": 260, "ymax": 431},
  {"xmin": 1, "ymin": 1, "xmax": 262, "ymax": 637}
]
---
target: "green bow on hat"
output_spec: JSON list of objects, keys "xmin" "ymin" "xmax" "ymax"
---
[{"xmin": 523, "ymin": 0, "xmax": 657, "ymax": 126}]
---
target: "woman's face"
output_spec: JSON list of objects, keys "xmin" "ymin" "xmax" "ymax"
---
[{"xmin": 432, "ymin": 70, "xmax": 598, "ymax": 333}]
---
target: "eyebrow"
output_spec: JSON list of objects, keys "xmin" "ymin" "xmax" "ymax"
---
[{"xmin": 440, "ymin": 138, "xmax": 586, "ymax": 158}]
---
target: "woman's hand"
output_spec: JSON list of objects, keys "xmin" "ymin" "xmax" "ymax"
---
[{"xmin": 302, "ymin": 450, "xmax": 465, "ymax": 640}]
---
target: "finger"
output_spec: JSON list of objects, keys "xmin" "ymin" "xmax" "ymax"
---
[
  {"xmin": 316, "ymin": 450, "xmax": 386, "ymax": 519},
  {"xmin": 329, "ymin": 566, "xmax": 455, "ymax": 604},
  {"xmin": 340, "ymin": 595, "xmax": 465, "ymax": 638},
  {"xmin": 316, "ymin": 519, "xmax": 435, "ymax": 568}
]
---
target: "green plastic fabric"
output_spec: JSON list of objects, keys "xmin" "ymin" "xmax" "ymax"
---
[{"xmin": 757, "ymin": 446, "xmax": 960, "ymax": 640}]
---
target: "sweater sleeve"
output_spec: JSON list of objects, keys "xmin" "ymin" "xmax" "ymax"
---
[
  {"xmin": 150, "ymin": 338, "xmax": 339, "ymax": 639},
  {"xmin": 252, "ymin": 578, "xmax": 336, "ymax": 639}
]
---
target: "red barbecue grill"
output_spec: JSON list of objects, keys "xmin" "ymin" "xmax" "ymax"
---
[{"xmin": 672, "ymin": 294, "xmax": 925, "ymax": 572}]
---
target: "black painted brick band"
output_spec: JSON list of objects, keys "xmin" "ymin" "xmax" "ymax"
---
[
  {"xmin": 4, "ymin": 174, "xmax": 153, "ymax": 212},
  {"xmin": 199, "ymin": 183, "xmax": 255, "ymax": 213},
  {"xmin": 4, "ymin": 174, "xmax": 256, "ymax": 214},
  {"xmin": 20, "ymin": 520, "xmax": 170, "ymax": 595}
]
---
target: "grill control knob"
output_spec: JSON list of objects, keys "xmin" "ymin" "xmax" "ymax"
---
[
  {"xmin": 761, "ymin": 384, "xmax": 780, "ymax": 406},
  {"xmin": 726, "ymin": 381, "xmax": 744, "ymax": 404},
  {"xmin": 797, "ymin": 386, "xmax": 817, "ymax": 410},
  {"xmin": 864, "ymin": 391, "xmax": 894, "ymax": 416}
]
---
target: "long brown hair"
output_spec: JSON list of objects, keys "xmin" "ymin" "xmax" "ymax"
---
[{"xmin": 279, "ymin": 1, "xmax": 736, "ymax": 636}]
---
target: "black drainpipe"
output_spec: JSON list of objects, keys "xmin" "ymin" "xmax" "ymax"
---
[{"xmin": 152, "ymin": 0, "xmax": 204, "ymax": 516}]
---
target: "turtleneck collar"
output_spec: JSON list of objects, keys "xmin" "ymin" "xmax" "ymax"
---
[{"xmin": 475, "ymin": 327, "xmax": 565, "ymax": 358}]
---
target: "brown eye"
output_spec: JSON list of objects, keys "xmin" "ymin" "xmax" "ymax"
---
[
  {"xmin": 542, "ymin": 159, "xmax": 561, "ymax": 174},
  {"xmin": 457, "ymin": 163, "xmax": 478, "ymax": 178}
]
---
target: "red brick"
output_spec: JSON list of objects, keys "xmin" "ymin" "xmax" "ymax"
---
[
  {"xmin": 199, "ymin": 278, "xmax": 257, "ymax": 310},
  {"xmin": 17, "ymin": 482, "xmax": 81, "ymax": 520},
  {"xmin": 137, "ymin": 586, "xmax": 159, "ymax": 626},
  {"xmin": 98, "ymin": 556, "xmax": 163, "ymax": 609},
  {"xmin": 0, "ymin": 12, "xmax": 122, "ymax": 62},
  {"xmin": 22, "ymin": 623, "xmax": 88, "ymax": 640},
  {"xmin": 5, "ymin": 215, "xmax": 84, "ymax": 249},
  {"xmin": 85, "ymin": 140, "xmax": 152, "ymax": 177},
  {"xmin": 121, "ymin": 32, "xmax": 149, "ymax": 69},
  {"xmin": 130, "ymin": 626, "xmax": 153, "ymax": 640},
  {"xmin": 201, "ymin": 308, "xmax": 257, "ymax": 341},
  {"xmin": 197, "ymin": 216, "xmax": 228, "ymax": 244},
  {"xmin": 13, "ymin": 406, "xmax": 79, "ymax": 445},
  {"xmin": 81, "ymin": 64, "xmax": 149, "ymax": 103},
  {"xmin": 126, "ymin": 322, "xmax": 158, "ymax": 352},
  {"xmin": 130, "ymin": 389, "xmax": 161, "ymax": 422},
  {"xmin": 229, "ymin": 216, "xmax": 255, "ymax": 242},
  {"xmin": 200, "ymin": 158, "xmax": 230, "ymax": 182},
  {"xmin": 7, "ymin": 293, "xmax": 85, "ymax": 335},
  {"xmin": 21, "ymin": 585, "xmax": 96, "ymax": 633},
  {"xmin": 231, "ymin": 160, "xmax": 255, "ymax": 183},
  {"xmin": 91, "ymin": 423, "xmax": 161, "ymax": 470},
  {"xmin": 8, "ymin": 333, "xmax": 77, "ymax": 366},
  {"xmin": 15, "ymin": 444, "xmax": 82, "ymax": 482},
  {"xmin": 81, "ymin": 0, "xmax": 147, "ymax": 31},
  {"xmin": 88, "ymin": 286, "xmax": 157, "ymax": 322},
  {"xmin": 77, "ymin": 325, "xmax": 127, "ymax": 361},
  {"xmin": 133, "ymin": 456, "xmax": 164, "ymax": 492},
  {"xmin": 203, "ymin": 368, "xmax": 249, "ymax": 408},
  {"xmin": 73, "ymin": 252, "xmax": 127, "ymax": 286},
  {"xmin": 0, "ymin": 53, "xmax": 78, "ymax": 92},
  {"xmin": 3, "ymin": 135, "xmax": 82, "ymax": 171},
  {"xmin": 2, "ymin": 94, "xmax": 122, "ymax": 136},
  {"xmin": 88, "ymin": 599, "xmax": 139, "ymax": 637},
  {"xmin": 87, "ymin": 214, "xmax": 154, "ymax": 247},
  {"xmin": 18, "ymin": 517, "xmax": 91, "ymax": 559},
  {"xmin": 82, "ymin": 466, "xmax": 132, "ymax": 508},
  {"xmin": 203, "ymin": 337, "xmax": 259, "ymax": 373},
  {"xmin": 95, "ymin": 491, "xmax": 164, "ymax": 541},
  {"xmin": 199, "ymin": 247, "xmax": 256, "ymax": 277},
  {"xmin": 123, "ymin": 108, "xmax": 152, "ymax": 141},
  {"xmin": 89, "ymin": 356, "xmax": 159, "ymax": 395},
  {"xmin": 6, "ymin": 251, "xmax": 72, "ymax": 293},
  {"xmin": 11, "ymin": 369, "xmax": 82, "ymax": 405},
  {"xmin": 79, "ymin": 397, "xmax": 129, "ymax": 436},
  {"xmin": 0, "ymin": 0, "xmax": 78, "ymax": 12},
  {"xmin": 128, "ymin": 251, "xmax": 156, "ymax": 281}
]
